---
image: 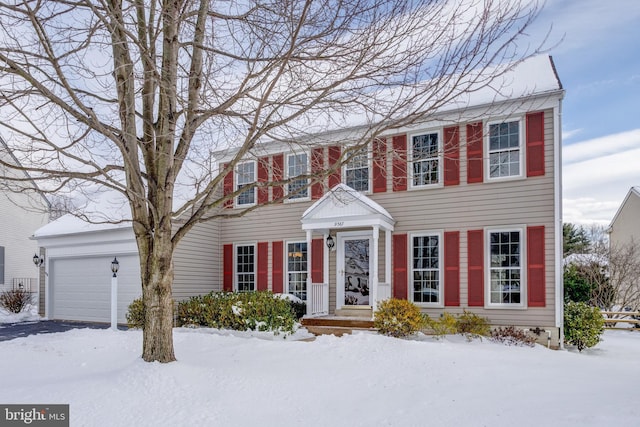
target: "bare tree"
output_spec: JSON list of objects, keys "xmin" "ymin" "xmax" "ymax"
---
[{"xmin": 0, "ymin": 0, "xmax": 547, "ymax": 362}]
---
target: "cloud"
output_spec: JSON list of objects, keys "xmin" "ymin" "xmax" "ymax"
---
[
  {"xmin": 562, "ymin": 128, "xmax": 582, "ymax": 140},
  {"xmin": 563, "ymin": 129, "xmax": 640, "ymax": 225}
]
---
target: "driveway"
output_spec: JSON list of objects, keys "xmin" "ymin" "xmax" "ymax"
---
[{"xmin": 0, "ymin": 320, "xmax": 127, "ymax": 342}]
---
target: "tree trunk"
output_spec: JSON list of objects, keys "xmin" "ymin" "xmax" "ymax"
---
[{"xmin": 140, "ymin": 237, "xmax": 176, "ymax": 363}]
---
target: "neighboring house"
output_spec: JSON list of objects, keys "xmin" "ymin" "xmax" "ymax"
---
[
  {"xmin": 0, "ymin": 137, "xmax": 50, "ymax": 313},
  {"xmin": 33, "ymin": 55, "xmax": 565, "ymax": 348},
  {"xmin": 217, "ymin": 55, "xmax": 565, "ymax": 346},
  {"xmin": 608, "ymin": 186, "xmax": 640, "ymax": 249}
]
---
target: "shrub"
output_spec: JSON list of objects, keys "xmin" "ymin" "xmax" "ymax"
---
[
  {"xmin": 288, "ymin": 299, "xmax": 306, "ymax": 320},
  {"xmin": 176, "ymin": 291, "xmax": 297, "ymax": 335},
  {"xmin": 490, "ymin": 326, "xmax": 537, "ymax": 347},
  {"xmin": 0, "ymin": 289, "xmax": 33, "ymax": 313},
  {"xmin": 564, "ymin": 301, "xmax": 604, "ymax": 351},
  {"xmin": 126, "ymin": 297, "xmax": 145, "ymax": 329},
  {"xmin": 427, "ymin": 312, "xmax": 458, "ymax": 338},
  {"xmin": 455, "ymin": 310, "xmax": 491, "ymax": 339},
  {"xmin": 374, "ymin": 299, "xmax": 427, "ymax": 338}
]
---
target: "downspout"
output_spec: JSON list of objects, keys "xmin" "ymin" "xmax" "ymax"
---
[{"xmin": 554, "ymin": 95, "xmax": 565, "ymax": 349}]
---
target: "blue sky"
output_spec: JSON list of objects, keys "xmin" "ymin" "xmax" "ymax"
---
[{"xmin": 535, "ymin": 0, "xmax": 640, "ymax": 225}]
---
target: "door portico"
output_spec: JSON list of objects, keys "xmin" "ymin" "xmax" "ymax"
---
[{"xmin": 300, "ymin": 184, "xmax": 395, "ymax": 317}]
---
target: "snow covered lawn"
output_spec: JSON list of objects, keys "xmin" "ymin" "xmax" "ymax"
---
[{"xmin": 0, "ymin": 326, "xmax": 638, "ymax": 426}]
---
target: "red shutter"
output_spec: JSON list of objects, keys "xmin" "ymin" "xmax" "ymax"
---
[
  {"xmin": 223, "ymin": 244, "xmax": 233, "ymax": 292},
  {"xmin": 444, "ymin": 231, "xmax": 460, "ymax": 306},
  {"xmin": 311, "ymin": 148, "xmax": 324, "ymax": 200},
  {"xmin": 311, "ymin": 238, "xmax": 324, "ymax": 283},
  {"xmin": 467, "ymin": 230, "xmax": 484, "ymax": 306},
  {"xmin": 271, "ymin": 241, "xmax": 284, "ymax": 293},
  {"xmin": 272, "ymin": 154, "xmax": 284, "ymax": 202},
  {"xmin": 392, "ymin": 134, "xmax": 407, "ymax": 192},
  {"xmin": 328, "ymin": 146, "xmax": 341, "ymax": 188},
  {"xmin": 372, "ymin": 138, "xmax": 387, "ymax": 193},
  {"xmin": 526, "ymin": 112, "xmax": 545, "ymax": 177},
  {"xmin": 392, "ymin": 234, "xmax": 408, "ymax": 300},
  {"xmin": 444, "ymin": 126, "xmax": 460, "ymax": 186},
  {"xmin": 257, "ymin": 157, "xmax": 269, "ymax": 205},
  {"xmin": 223, "ymin": 163, "xmax": 234, "ymax": 208},
  {"xmin": 466, "ymin": 122, "xmax": 483, "ymax": 184},
  {"xmin": 257, "ymin": 242, "xmax": 268, "ymax": 291},
  {"xmin": 527, "ymin": 226, "xmax": 546, "ymax": 307}
]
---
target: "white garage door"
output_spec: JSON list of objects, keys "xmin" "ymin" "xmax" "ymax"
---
[{"xmin": 50, "ymin": 255, "xmax": 142, "ymax": 323}]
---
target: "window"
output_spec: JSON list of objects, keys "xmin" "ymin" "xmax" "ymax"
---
[
  {"xmin": 345, "ymin": 147, "xmax": 369, "ymax": 192},
  {"xmin": 411, "ymin": 234, "xmax": 441, "ymax": 304},
  {"xmin": 236, "ymin": 162, "xmax": 255, "ymax": 206},
  {"xmin": 488, "ymin": 119, "xmax": 522, "ymax": 179},
  {"xmin": 287, "ymin": 242, "xmax": 308, "ymax": 300},
  {"xmin": 287, "ymin": 153, "xmax": 308, "ymax": 200},
  {"xmin": 411, "ymin": 132, "xmax": 440, "ymax": 187},
  {"xmin": 236, "ymin": 244, "xmax": 255, "ymax": 292},
  {"xmin": 488, "ymin": 229, "xmax": 523, "ymax": 305}
]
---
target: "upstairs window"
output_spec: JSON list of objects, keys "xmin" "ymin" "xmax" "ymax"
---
[
  {"xmin": 411, "ymin": 132, "xmax": 440, "ymax": 187},
  {"xmin": 488, "ymin": 119, "xmax": 523, "ymax": 179},
  {"xmin": 287, "ymin": 153, "xmax": 309, "ymax": 200},
  {"xmin": 345, "ymin": 147, "xmax": 369, "ymax": 192},
  {"xmin": 236, "ymin": 162, "xmax": 256, "ymax": 206}
]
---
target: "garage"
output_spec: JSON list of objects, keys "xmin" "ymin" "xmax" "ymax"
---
[
  {"xmin": 50, "ymin": 255, "xmax": 141, "ymax": 323},
  {"xmin": 33, "ymin": 214, "xmax": 141, "ymax": 324}
]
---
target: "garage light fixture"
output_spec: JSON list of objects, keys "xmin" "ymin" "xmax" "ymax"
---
[
  {"xmin": 32, "ymin": 253, "xmax": 44, "ymax": 267},
  {"xmin": 111, "ymin": 257, "xmax": 119, "ymax": 277}
]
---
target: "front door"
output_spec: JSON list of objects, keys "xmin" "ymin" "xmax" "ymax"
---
[{"xmin": 337, "ymin": 233, "xmax": 372, "ymax": 307}]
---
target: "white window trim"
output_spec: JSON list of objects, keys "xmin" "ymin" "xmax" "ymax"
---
[
  {"xmin": 235, "ymin": 160, "xmax": 257, "ymax": 208},
  {"xmin": 342, "ymin": 144, "xmax": 372, "ymax": 194},
  {"xmin": 285, "ymin": 151, "xmax": 310, "ymax": 202},
  {"xmin": 285, "ymin": 240, "xmax": 308, "ymax": 300},
  {"xmin": 234, "ymin": 242, "xmax": 257, "ymax": 292},
  {"xmin": 409, "ymin": 230, "xmax": 444, "ymax": 308},
  {"xmin": 485, "ymin": 117, "xmax": 525, "ymax": 182},
  {"xmin": 408, "ymin": 129, "xmax": 444, "ymax": 189},
  {"xmin": 484, "ymin": 226, "xmax": 527, "ymax": 309}
]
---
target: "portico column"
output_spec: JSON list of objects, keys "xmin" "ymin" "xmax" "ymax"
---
[
  {"xmin": 372, "ymin": 226, "xmax": 379, "ymax": 314},
  {"xmin": 385, "ymin": 229, "xmax": 391, "ymax": 300},
  {"xmin": 306, "ymin": 229, "xmax": 313, "ymax": 317}
]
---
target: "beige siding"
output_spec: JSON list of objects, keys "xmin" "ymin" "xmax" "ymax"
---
[
  {"xmin": 173, "ymin": 220, "xmax": 222, "ymax": 300},
  {"xmin": 219, "ymin": 109, "xmax": 559, "ymax": 328}
]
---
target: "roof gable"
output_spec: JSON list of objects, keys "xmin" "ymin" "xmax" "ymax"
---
[
  {"xmin": 301, "ymin": 184, "xmax": 395, "ymax": 231},
  {"xmin": 609, "ymin": 186, "xmax": 640, "ymax": 229}
]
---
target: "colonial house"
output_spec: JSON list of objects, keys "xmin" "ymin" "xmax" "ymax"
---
[
  {"xmin": 0, "ymin": 136, "xmax": 50, "ymax": 313},
  {"xmin": 32, "ymin": 55, "xmax": 564, "ymax": 347},
  {"xmin": 608, "ymin": 186, "xmax": 640, "ymax": 249},
  {"xmin": 216, "ymin": 55, "xmax": 565, "ymax": 346}
]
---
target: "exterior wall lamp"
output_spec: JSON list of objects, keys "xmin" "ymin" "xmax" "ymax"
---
[
  {"xmin": 326, "ymin": 235, "xmax": 335, "ymax": 250},
  {"xmin": 110, "ymin": 257, "xmax": 119, "ymax": 331},
  {"xmin": 111, "ymin": 257, "xmax": 119, "ymax": 278},
  {"xmin": 33, "ymin": 253, "xmax": 44, "ymax": 267}
]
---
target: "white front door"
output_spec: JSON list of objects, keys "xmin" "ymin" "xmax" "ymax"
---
[{"xmin": 336, "ymin": 232, "xmax": 372, "ymax": 309}]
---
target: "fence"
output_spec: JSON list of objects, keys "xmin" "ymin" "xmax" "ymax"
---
[{"xmin": 601, "ymin": 311, "xmax": 640, "ymax": 329}]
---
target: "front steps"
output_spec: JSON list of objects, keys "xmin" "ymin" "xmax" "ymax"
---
[{"xmin": 301, "ymin": 314, "xmax": 376, "ymax": 337}]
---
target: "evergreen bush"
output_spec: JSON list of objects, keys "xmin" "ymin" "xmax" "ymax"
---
[
  {"xmin": 455, "ymin": 310, "xmax": 491, "ymax": 339},
  {"xmin": 176, "ymin": 291, "xmax": 297, "ymax": 335},
  {"xmin": 126, "ymin": 297, "xmax": 145, "ymax": 329},
  {"xmin": 564, "ymin": 301, "xmax": 604, "ymax": 351},
  {"xmin": 373, "ymin": 299, "xmax": 427, "ymax": 338},
  {"xmin": 427, "ymin": 312, "xmax": 458, "ymax": 337}
]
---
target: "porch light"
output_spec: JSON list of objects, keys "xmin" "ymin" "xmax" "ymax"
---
[
  {"xmin": 326, "ymin": 235, "xmax": 335, "ymax": 250},
  {"xmin": 111, "ymin": 257, "xmax": 120, "ymax": 277},
  {"xmin": 32, "ymin": 253, "xmax": 44, "ymax": 267}
]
